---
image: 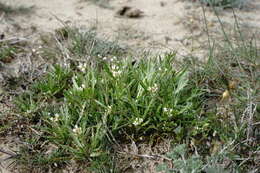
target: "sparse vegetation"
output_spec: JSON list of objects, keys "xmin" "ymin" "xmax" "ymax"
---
[
  {"xmin": 0, "ymin": 44, "xmax": 17, "ymax": 63},
  {"xmin": 14, "ymin": 28, "xmax": 205, "ymax": 170}
]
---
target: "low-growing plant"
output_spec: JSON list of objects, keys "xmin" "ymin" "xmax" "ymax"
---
[
  {"xmin": 156, "ymin": 144, "xmax": 235, "ymax": 173},
  {"xmin": 15, "ymin": 51, "xmax": 209, "ymax": 170},
  {"xmin": 157, "ymin": 144, "xmax": 204, "ymax": 173},
  {"xmin": 0, "ymin": 43, "xmax": 17, "ymax": 63}
]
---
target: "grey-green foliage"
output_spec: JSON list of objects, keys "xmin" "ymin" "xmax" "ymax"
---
[
  {"xmin": 157, "ymin": 144, "xmax": 203, "ymax": 173},
  {"xmin": 15, "ymin": 53, "xmax": 203, "ymax": 170},
  {"xmin": 204, "ymin": 165, "xmax": 229, "ymax": 173},
  {"xmin": 157, "ymin": 144, "xmax": 232, "ymax": 173}
]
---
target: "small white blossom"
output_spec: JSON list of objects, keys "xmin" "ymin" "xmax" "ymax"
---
[
  {"xmin": 50, "ymin": 113, "xmax": 59, "ymax": 122},
  {"xmin": 111, "ymin": 65, "xmax": 122, "ymax": 77},
  {"xmin": 77, "ymin": 62, "xmax": 87, "ymax": 72},
  {"xmin": 163, "ymin": 107, "xmax": 173, "ymax": 117},
  {"xmin": 72, "ymin": 125, "xmax": 82, "ymax": 135},
  {"xmin": 106, "ymin": 105, "xmax": 112, "ymax": 114},
  {"xmin": 64, "ymin": 62, "xmax": 70, "ymax": 68},
  {"xmin": 77, "ymin": 84, "xmax": 86, "ymax": 91},
  {"xmin": 147, "ymin": 84, "xmax": 158, "ymax": 93},
  {"xmin": 72, "ymin": 75, "xmax": 78, "ymax": 80},
  {"xmin": 111, "ymin": 65, "xmax": 119, "ymax": 70},
  {"xmin": 111, "ymin": 56, "xmax": 117, "ymax": 62},
  {"xmin": 133, "ymin": 117, "xmax": 143, "ymax": 126},
  {"xmin": 112, "ymin": 70, "xmax": 122, "ymax": 77}
]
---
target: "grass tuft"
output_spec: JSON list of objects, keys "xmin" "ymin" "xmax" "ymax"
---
[{"xmin": 15, "ymin": 51, "xmax": 205, "ymax": 170}]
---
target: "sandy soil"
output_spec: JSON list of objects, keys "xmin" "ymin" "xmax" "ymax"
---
[
  {"xmin": 1, "ymin": 0, "xmax": 260, "ymax": 56},
  {"xmin": 0, "ymin": 0, "xmax": 260, "ymax": 172}
]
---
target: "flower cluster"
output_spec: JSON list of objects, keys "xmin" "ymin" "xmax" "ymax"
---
[
  {"xmin": 133, "ymin": 117, "xmax": 143, "ymax": 126},
  {"xmin": 106, "ymin": 105, "xmax": 112, "ymax": 114},
  {"xmin": 99, "ymin": 55, "xmax": 117, "ymax": 62},
  {"xmin": 72, "ymin": 76, "xmax": 86, "ymax": 91},
  {"xmin": 50, "ymin": 113, "xmax": 60, "ymax": 122},
  {"xmin": 77, "ymin": 62, "xmax": 87, "ymax": 72},
  {"xmin": 147, "ymin": 84, "xmax": 158, "ymax": 93},
  {"xmin": 158, "ymin": 67, "xmax": 169, "ymax": 73},
  {"xmin": 111, "ymin": 65, "xmax": 122, "ymax": 77},
  {"xmin": 163, "ymin": 107, "xmax": 173, "ymax": 117},
  {"xmin": 72, "ymin": 125, "xmax": 82, "ymax": 135},
  {"xmin": 110, "ymin": 56, "xmax": 117, "ymax": 62},
  {"xmin": 77, "ymin": 84, "xmax": 86, "ymax": 91}
]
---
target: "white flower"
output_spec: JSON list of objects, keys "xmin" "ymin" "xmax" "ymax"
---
[
  {"xmin": 64, "ymin": 62, "xmax": 70, "ymax": 68},
  {"xmin": 72, "ymin": 125, "xmax": 82, "ymax": 135},
  {"xmin": 111, "ymin": 65, "xmax": 119, "ymax": 70},
  {"xmin": 77, "ymin": 62, "xmax": 87, "ymax": 72},
  {"xmin": 72, "ymin": 75, "xmax": 78, "ymax": 80},
  {"xmin": 111, "ymin": 56, "xmax": 117, "ymax": 62},
  {"xmin": 147, "ymin": 84, "xmax": 158, "ymax": 93},
  {"xmin": 74, "ymin": 83, "xmax": 86, "ymax": 91},
  {"xmin": 163, "ymin": 107, "xmax": 173, "ymax": 117},
  {"xmin": 106, "ymin": 105, "xmax": 112, "ymax": 114},
  {"xmin": 77, "ymin": 84, "xmax": 86, "ymax": 91},
  {"xmin": 112, "ymin": 70, "xmax": 122, "ymax": 77},
  {"xmin": 50, "ymin": 113, "xmax": 59, "ymax": 122},
  {"xmin": 111, "ymin": 65, "xmax": 122, "ymax": 77},
  {"xmin": 133, "ymin": 117, "xmax": 143, "ymax": 126}
]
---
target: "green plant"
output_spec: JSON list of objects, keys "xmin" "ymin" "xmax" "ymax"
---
[
  {"xmin": 0, "ymin": 43, "xmax": 17, "ymax": 63},
  {"xmin": 156, "ymin": 144, "xmax": 234, "ymax": 173},
  {"xmin": 14, "ymin": 50, "xmax": 206, "ymax": 171},
  {"xmin": 157, "ymin": 144, "xmax": 203, "ymax": 173}
]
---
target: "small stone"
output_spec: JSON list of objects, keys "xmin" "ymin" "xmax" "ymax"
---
[
  {"xmin": 116, "ymin": 6, "xmax": 143, "ymax": 18},
  {"xmin": 160, "ymin": 1, "xmax": 166, "ymax": 7},
  {"xmin": 125, "ymin": 8, "xmax": 143, "ymax": 18},
  {"xmin": 116, "ymin": 6, "xmax": 131, "ymax": 16}
]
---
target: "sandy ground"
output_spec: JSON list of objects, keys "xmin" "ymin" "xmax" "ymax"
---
[
  {"xmin": 1, "ymin": 0, "xmax": 260, "ymax": 56},
  {"xmin": 0, "ymin": 0, "xmax": 260, "ymax": 172}
]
